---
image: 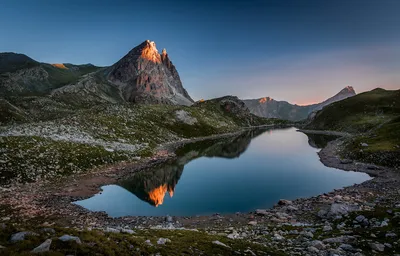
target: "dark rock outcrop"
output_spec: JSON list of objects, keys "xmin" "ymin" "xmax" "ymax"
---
[{"xmin": 106, "ymin": 40, "xmax": 193, "ymax": 105}]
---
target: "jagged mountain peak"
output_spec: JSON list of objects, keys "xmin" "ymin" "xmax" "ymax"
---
[
  {"xmin": 106, "ymin": 40, "xmax": 193, "ymax": 105},
  {"xmin": 244, "ymin": 87, "xmax": 357, "ymax": 121},
  {"xmin": 258, "ymin": 97, "xmax": 273, "ymax": 104},
  {"xmin": 339, "ymin": 86, "xmax": 356, "ymax": 95}
]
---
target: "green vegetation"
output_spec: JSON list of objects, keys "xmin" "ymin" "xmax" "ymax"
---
[
  {"xmin": 0, "ymin": 99, "xmax": 278, "ymax": 184},
  {"xmin": 306, "ymin": 88, "xmax": 400, "ymax": 133},
  {"xmin": 342, "ymin": 117, "xmax": 400, "ymax": 167},
  {"xmin": 306, "ymin": 88, "xmax": 400, "ymax": 168},
  {"xmin": 44, "ymin": 64, "xmax": 101, "ymax": 89},
  {"xmin": 0, "ymin": 224, "xmax": 285, "ymax": 255}
]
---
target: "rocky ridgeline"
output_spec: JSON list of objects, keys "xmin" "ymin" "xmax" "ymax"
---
[{"xmin": 243, "ymin": 86, "xmax": 356, "ymax": 121}]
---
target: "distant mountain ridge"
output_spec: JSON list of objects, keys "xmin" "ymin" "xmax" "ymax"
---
[
  {"xmin": 243, "ymin": 86, "xmax": 356, "ymax": 121},
  {"xmin": 0, "ymin": 40, "xmax": 194, "ymax": 106}
]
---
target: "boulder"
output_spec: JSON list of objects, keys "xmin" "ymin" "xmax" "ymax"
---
[
  {"xmin": 31, "ymin": 239, "xmax": 52, "ymax": 253},
  {"xmin": 59, "ymin": 235, "xmax": 82, "ymax": 244},
  {"xmin": 10, "ymin": 231, "xmax": 38, "ymax": 243}
]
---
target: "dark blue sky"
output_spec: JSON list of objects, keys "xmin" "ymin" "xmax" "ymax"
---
[{"xmin": 1, "ymin": 0, "xmax": 399, "ymax": 103}]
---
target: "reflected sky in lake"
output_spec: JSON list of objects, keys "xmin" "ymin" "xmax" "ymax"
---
[{"xmin": 75, "ymin": 127, "xmax": 370, "ymax": 217}]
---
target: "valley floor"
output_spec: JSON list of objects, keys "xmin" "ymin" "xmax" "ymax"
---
[{"xmin": 0, "ymin": 129, "xmax": 399, "ymax": 255}]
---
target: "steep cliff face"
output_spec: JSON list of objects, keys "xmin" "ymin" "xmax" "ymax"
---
[
  {"xmin": 243, "ymin": 86, "xmax": 356, "ymax": 121},
  {"xmin": 106, "ymin": 40, "xmax": 193, "ymax": 105}
]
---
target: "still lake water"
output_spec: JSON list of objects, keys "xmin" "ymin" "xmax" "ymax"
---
[{"xmin": 75, "ymin": 127, "xmax": 370, "ymax": 217}]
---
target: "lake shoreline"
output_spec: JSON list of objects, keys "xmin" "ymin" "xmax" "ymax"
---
[{"xmin": 0, "ymin": 127, "xmax": 399, "ymax": 255}]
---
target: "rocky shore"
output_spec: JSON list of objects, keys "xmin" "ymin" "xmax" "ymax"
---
[{"xmin": 0, "ymin": 130, "xmax": 399, "ymax": 255}]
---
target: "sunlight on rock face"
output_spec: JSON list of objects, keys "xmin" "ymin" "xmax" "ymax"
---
[
  {"xmin": 259, "ymin": 97, "xmax": 270, "ymax": 104},
  {"xmin": 148, "ymin": 184, "xmax": 175, "ymax": 207},
  {"xmin": 140, "ymin": 40, "xmax": 161, "ymax": 63},
  {"xmin": 51, "ymin": 63, "xmax": 68, "ymax": 69}
]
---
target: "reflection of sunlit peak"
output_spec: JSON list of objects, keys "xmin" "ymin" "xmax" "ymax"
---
[
  {"xmin": 168, "ymin": 185, "xmax": 174, "ymax": 197},
  {"xmin": 148, "ymin": 184, "xmax": 168, "ymax": 207}
]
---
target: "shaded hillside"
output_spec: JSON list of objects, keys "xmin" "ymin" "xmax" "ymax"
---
[
  {"xmin": 0, "ymin": 53, "xmax": 39, "ymax": 74},
  {"xmin": 306, "ymin": 88, "xmax": 400, "ymax": 168},
  {"xmin": 306, "ymin": 88, "xmax": 400, "ymax": 133},
  {"xmin": 0, "ymin": 102, "xmax": 276, "ymax": 184},
  {"xmin": 243, "ymin": 86, "xmax": 356, "ymax": 121},
  {"xmin": 0, "ymin": 54, "xmax": 101, "ymax": 98}
]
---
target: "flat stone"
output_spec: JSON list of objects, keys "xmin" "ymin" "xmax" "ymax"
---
[
  {"xmin": 59, "ymin": 235, "xmax": 81, "ymax": 244},
  {"xmin": 212, "ymin": 240, "xmax": 231, "ymax": 248},
  {"xmin": 121, "ymin": 228, "xmax": 135, "ymax": 234},
  {"xmin": 369, "ymin": 243, "xmax": 385, "ymax": 252},
  {"xmin": 31, "ymin": 239, "xmax": 52, "ymax": 253},
  {"xmin": 323, "ymin": 225, "xmax": 332, "ymax": 232},
  {"xmin": 278, "ymin": 199, "xmax": 292, "ymax": 205},
  {"xmin": 10, "ymin": 231, "xmax": 38, "ymax": 243},
  {"xmin": 355, "ymin": 215, "xmax": 365, "ymax": 223},
  {"xmin": 105, "ymin": 227, "xmax": 120, "ymax": 233},
  {"xmin": 323, "ymin": 236, "xmax": 355, "ymax": 244},
  {"xmin": 247, "ymin": 221, "xmax": 257, "ymax": 226},
  {"xmin": 310, "ymin": 240, "xmax": 325, "ymax": 250},
  {"xmin": 40, "ymin": 228, "xmax": 56, "ymax": 234},
  {"xmin": 157, "ymin": 238, "xmax": 171, "ymax": 245},
  {"xmin": 339, "ymin": 243, "xmax": 356, "ymax": 252},
  {"xmin": 255, "ymin": 209, "xmax": 269, "ymax": 216}
]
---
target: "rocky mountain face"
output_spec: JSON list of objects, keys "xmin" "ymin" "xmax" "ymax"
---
[
  {"xmin": 243, "ymin": 86, "xmax": 356, "ymax": 121},
  {"xmin": 0, "ymin": 40, "xmax": 194, "ymax": 106},
  {"xmin": 106, "ymin": 40, "xmax": 193, "ymax": 105}
]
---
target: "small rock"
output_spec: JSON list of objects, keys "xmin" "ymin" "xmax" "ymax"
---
[
  {"xmin": 369, "ymin": 243, "xmax": 385, "ymax": 252},
  {"xmin": 166, "ymin": 215, "xmax": 173, "ymax": 222},
  {"xmin": 31, "ymin": 239, "xmax": 52, "ymax": 253},
  {"xmin": 323, "ymin": 225, "xmax": 332, "ymax": 232},
  {"xmin": 310, "ymin": 240, "xmax": 325, "ymax": 250},
  {"xmin": 301, "ymin": 231, "xmax": 314, "ymax": 238},
  {"xmin": 40, "ymin": 228, "xmax": 56, "ymax": 234},
  {"xmin": 212, "ymin": 240, "xmax": 231, "ymax": 248},
  {"xmin": 384, "ymin": 243, "xmax": 392, "ymax": 248},
  {"xmin": 105, "ymin": 227, "xmax": 120, "ymax": 233},
  {"xmin": 247, "ymin": 221, "xmax": 257, "ymax": 226},
  {"xmin": 121, "ymin": 228, "xmax": 135, "ymax": 234},
  {"xmin": 273, "ymin": 233, "xmax": 284, "ymax": 240},
  {"xmin": 308, "ymin": 246, "xmax": 319, "ymax": 253},
  {"xmin": 59, "ymin": 235, "xmax": 81, "ymax": 244},
  {"xmin": 10, "ymin": 231, "xmax": 38, "ymax": 243},
  {"xmin": 386, "ymin": 232, "xmax": 397, "ymax": 238},
  {"xmin": 145, "ymin": 240, "xmax": 153, "ymax": 246},
  {"xmin": 244, "ymin": 249, "xmax": 256, "ymax": 256},
  {"xmin": 355, "ymin": 215, "xmax": 365, "ymax": 223},
  {"xmin": 360, "ymin": 143, "xmax": 368, "ymax": 147},
  {"xmin": 340, "ymin": 159, "xmax": 353, "ymax": 164},
  {"xmin": 323, "ymin": 236, "xmax": 355, "ymax": 244},
  {"xmin": 380, "ymin": 221, "xmax": 388, "ymax": 227},
  {"xmin": 157, "ymin": 238, "xmax": 171, "ymax": 245},
  {"xmin": 255, "ymin": 209, "xmax": 269, "ymax": 216},
  {"xmin": 339, "ymin": 244, "xmax": 356, "ymax": 252},
  {"xmin": 278, "ymin": 199, "xmax": 292, "ymax": 205}
]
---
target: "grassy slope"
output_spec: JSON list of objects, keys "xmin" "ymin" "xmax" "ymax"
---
[
  {"xmin": 0, "ymin": 223, "xmax": 285, "ymax": 256},
  {"xmin": 306, "ymin": 88, "xmax": 400, "ymax": 167},
  {"xmin": 0, "ymin": 101, "xmax": 278, "ymax": 184}
]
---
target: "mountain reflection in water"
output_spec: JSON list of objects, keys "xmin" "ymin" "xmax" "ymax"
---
[
  {"xmin": 119, "ymin": 128, "xmax": 267, "ymax": 207},
  {"xmin": 74, "ymin": 127, "xmax": 370, "ymax": 217}
]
